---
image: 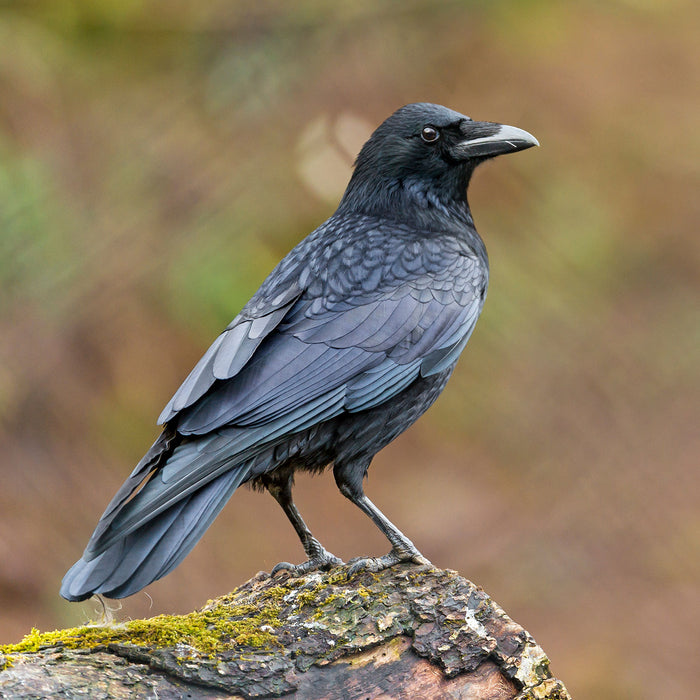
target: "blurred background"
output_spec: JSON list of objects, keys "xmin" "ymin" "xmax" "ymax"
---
[{"xmin": 1, "ymin": 1, "xmax": 698, "ymax": 698}]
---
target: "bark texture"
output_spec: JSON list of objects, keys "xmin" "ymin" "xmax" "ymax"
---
[{"xmin": 1, "ymin": 565, "xmax": 571, "ymax": 699}]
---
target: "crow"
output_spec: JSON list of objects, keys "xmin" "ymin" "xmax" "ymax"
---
[{"xmin": 61, "ymin": 103, "xmax": 537, "ymax": 601}]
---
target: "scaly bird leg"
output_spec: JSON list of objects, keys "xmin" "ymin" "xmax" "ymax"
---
[
  {"xmin": 334, "ymin": 461, "xmax": 431, "ymax": 575},
  {"xmin": 264, "ymin": 474, "xmax": 343, "ymax": 576}
]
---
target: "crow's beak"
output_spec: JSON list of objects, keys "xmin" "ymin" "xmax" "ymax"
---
[{"xmin": 457, "ymin": 122, "xmax": 539, "ymax": 159}]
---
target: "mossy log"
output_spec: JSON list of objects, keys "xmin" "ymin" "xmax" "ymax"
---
[{"xmin": 0, "ymin": 565, "xmax": 571, "ymax": 699}]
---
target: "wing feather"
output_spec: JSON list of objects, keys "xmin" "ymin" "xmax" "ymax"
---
[
  {"xmin": 211, "ymin": 321, "xmax": 251, "ymax": 378},
  {"xmin": 158, "ymin": 297, "xmax": 302, "ymax": 424},
  {"xmin": 346, "ymin": 358, "xmax": 422, "ymax": 412},
  {"xmin": 161, "ymin": 334, "xmax": 226, "ymax": 420}
]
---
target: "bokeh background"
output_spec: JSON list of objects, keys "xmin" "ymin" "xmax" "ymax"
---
[{"xmin": 1, "ymin": 1, "xmax": 698, "ymax": 698}]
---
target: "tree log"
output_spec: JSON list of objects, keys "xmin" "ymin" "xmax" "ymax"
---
[{"xmin": 0, "ymin": 565, "xmax": 571, "ymax": 699}]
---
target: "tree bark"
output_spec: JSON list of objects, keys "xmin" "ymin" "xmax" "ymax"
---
[{"xmin": 0, "ymin": 565, "xmax": 571, "ymax": 699}]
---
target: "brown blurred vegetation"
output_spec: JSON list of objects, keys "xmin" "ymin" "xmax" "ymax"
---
[{"xmin": 0, "ymin": 2, "xmax": 698, "ymax": 698}]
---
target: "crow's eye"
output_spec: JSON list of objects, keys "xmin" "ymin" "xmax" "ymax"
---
[{"xmin": 421, "ymin": 126, "xmax": 440, "ymax": 143}]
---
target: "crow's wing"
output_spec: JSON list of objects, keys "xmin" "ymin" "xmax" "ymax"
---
[
  {"xmin": 177, "ymin": 258, "xmax": 485, "ymax": 437},
  {"xmin": 157, "ymin": 282, "xmax": 303, "ymax": 424}
]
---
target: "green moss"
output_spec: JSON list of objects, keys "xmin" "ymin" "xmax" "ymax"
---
[
  {"xmin": 0, "ymin": 654, "xmax": 14, "ymax": 671},
  {"xmin": 0, "ymin": 568, "xmax": 402, "ymax": 662},
  {"xmin": 356, "ymin": 585, "xmax": 371, "ymax": 599},
  {"xmin": 0, "ymin": 574, "xmax": 346, "ymax": 659},
  {"xmin": 321, "ymin": 592, "xmax": 346, "ymax": 606},
  {"xmin": 0, "ymin": 596, "xmax": 284, "ymax": 657},
  {"xmin": 326, "ymin": 569, "xmax": 351, "ymax": 586}
]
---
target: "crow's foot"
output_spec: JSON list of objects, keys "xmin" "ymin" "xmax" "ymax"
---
[
  {"xmin": 271, "ymin": 550, "xmax": 344, "ymax": 577},
  {"xmin": 347, "ymin": 548, "xmax": 431, "ymax": 576}
]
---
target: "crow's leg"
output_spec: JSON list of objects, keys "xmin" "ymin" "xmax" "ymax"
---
[
  {"xmin": 264, "ymin": 473, "xmax": 343, "ymax": 576},
  {"xmin": 333, "ymin": 461, "xmax": 431, "ymax": 575}
]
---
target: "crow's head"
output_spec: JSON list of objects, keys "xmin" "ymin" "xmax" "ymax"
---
[{"xmin": 339, "ymin": 102, "xmax": 538, "ymax": 221}]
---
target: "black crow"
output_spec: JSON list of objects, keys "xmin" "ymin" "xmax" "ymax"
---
[{"xmin": 61, "ymin": 103, "xmax": 537, "ymax": 601}]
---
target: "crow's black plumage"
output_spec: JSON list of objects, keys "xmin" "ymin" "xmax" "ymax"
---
[{"xmin": 61, "ymin": 103, "xmax": 537, "ymax": 601}]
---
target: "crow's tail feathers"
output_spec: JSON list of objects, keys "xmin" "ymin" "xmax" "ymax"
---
[{"xmin": 60, "ymin": 465, "xmax": 247, "ymax": 601}]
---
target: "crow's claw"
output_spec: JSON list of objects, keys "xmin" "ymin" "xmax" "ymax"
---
[
  {"xmin": 347, "ymin": 549, "xmax": 431, "ymax": 577},
  {"xmin": 271, "ymin": 551, "xmax": 344, "ymax": 577}
]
